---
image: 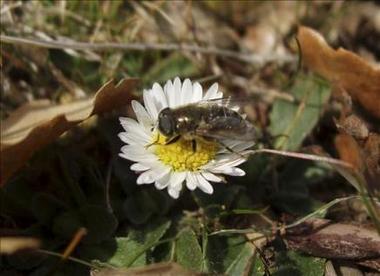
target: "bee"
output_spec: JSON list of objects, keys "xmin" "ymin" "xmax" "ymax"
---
[
  {"xmin": 155, "ymin": 99, "xmax": 257, "ymax": 152},
  {"xmin": 152, "ymin": 99, "xmax": 352, "ymax": 172}
]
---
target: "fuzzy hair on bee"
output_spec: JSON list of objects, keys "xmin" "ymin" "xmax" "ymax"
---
[{"xmin": 156, "ymin": 98, "xmax": 257, "ymax": 152}]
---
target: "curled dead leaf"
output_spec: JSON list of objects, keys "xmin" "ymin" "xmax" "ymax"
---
[
  {"xmin": 285, "ymin": 218, "xmax": 380, "ymax": 270},
  {"xmin": 334, "ymin": 133, "xmax": 364, "ymax": 172},
  {"xmin": 363, "ymin": 133, "xmax": 380, "ymax": 193},
  {"xmin": 297, "ymin": 26, "xmax": 380, "ymax": 119},
  {"xmin": 335, "ymin": 131, "xmax": 380, "ymax": 193},
  {"xmin": 0, "ymin": 78, "xmax": 138, "ymax": 186},
  {"xmin": 336, "ymin": 114, "xmax": 369, "ymax": 140},
  {"xmin": 0, "ymin": 237, "xmax": 40, "ymax": 254}
]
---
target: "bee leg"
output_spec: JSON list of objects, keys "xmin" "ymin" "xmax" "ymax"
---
[
  {"xmin": 164, "ymin": 135, "xmax": 180, "ymax": 145},
  {"xmin": 145, "ymin": 135, "xmax": 160, "ymax": 149},
  {"xmin": 191, "ymin": 139, "xmax": 197, "ymax": 152},
  {"xmin": 145, "ymin": 134, "xmax": 180, "ymax": 148}
]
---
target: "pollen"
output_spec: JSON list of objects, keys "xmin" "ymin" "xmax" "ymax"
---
[{"xmin": 153, "ymin": 133, "xmax": 218, "ymax": 171}]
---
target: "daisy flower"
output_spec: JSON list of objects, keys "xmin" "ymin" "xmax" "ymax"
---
[{"xmin": 118, "ymin": 77, "xmax": 254, "ymax": 199}]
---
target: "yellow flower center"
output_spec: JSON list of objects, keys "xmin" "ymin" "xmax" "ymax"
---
[{"xmin": 153, "ymin": 133, "xmax": 218, "ymax": 172}]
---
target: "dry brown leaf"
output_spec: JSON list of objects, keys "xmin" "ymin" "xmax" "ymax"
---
[
  {"xmin": 336, "ymin": 114, "xmax": 369, "ymax": 140},
  {"xmin": 0, "ymin": 78, "xmax": 138, "ymax": 186},
  {"xmin": 297, "ymin": 26, "xmax": 380, "ymax": 119},
  {"xmin": 285, "ymin": 218, "xmax": 380, "ymax": 270},
  {"xmin": 334, "ymin": 133, "xmax": 364, "ymax": 172},
  {"xmin": 335, "ymin": 128, "xmax": 380, "ymax": 193},
  {"xmin": 363, "ymin": 133, "xmax": 380, "ymax": 193},
  {"xmin": 0, "ymin": 237, "xmax": 40, "ymax": 254}
]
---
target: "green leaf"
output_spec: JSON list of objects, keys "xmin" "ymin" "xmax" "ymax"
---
[
  {"xmin": 272, "ymin": 250, "xmax": 325, "ymax": 276},
  {"xmin": 206, "ymin": 235, "xmax": 247, "ymax": 274},
  {"xmin": 143, "ymin": 53, "xmax": 198, "ymax": 84},
  {"xmin": 250, "ymin": 255, "xmax": 266, "ymax": 276},
  {"xmin": 269, "ymin": 75, "xmax": 330, "ymax": 151},
  {"xmin": 175, "ymin": 228, "xmax": 203, "ymax": 272},
  {"xmin": 225, "ymin": 242, "xmax": 255, "ymax": 275},
  {"xmin": 288, "ymin": 251, "xmax": 325, "ymax": 276},
  {"xmin": 270, "ymin": 160, "xmax": 330, "ymax": 215},
  {"xmin": 107, "ymin": 219, "xmax": 171, "ymax": 268}
]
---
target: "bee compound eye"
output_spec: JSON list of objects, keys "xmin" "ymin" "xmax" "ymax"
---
[{"xmin": 158, "ymin": 110, "xmax": 174, "ymax": 136}]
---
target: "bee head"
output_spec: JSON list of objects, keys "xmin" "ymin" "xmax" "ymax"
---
[{"xmin": 158, "ymin": 107, "xmax": 176, "ymax": 137}]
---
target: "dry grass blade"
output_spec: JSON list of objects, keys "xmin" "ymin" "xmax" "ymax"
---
[
  {"xmin": 0, "ymin": 237, "xmax": 40, "ymax": 254},
  {"xmin": 0, "ymin": 78, "xmax": 138, "ymax": 186},
  {"xmin": 0, "ymin": 34, "xmax": 296, "ymax": 65},
  {"xmin": 91, "ymin": 262, "xmax": 199, "ymax": 276}
]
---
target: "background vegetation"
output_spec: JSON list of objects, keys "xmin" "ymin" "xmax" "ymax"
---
[{"xmin": 1, "ymin": 1, "xmax": 379, "ymax": 275}]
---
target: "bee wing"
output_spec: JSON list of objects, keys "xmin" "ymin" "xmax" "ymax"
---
[
  {"xmin": 196, "ymin": 97, "xmax": 247, "ymax": 112},
  {"xmin": 195, "ymin": 117, "xmax": 257, "ymax": 142}
]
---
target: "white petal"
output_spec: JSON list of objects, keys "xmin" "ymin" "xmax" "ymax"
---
[
  {"xmin": 119, "ymin": 117, "xmax": 151, "ymax": 138},
  {"xmin": 227, "ymin": 167, "xmax": 246, "ymax": 176},
  {"xmin": 120, "ymin": 145, "xmax": 145, "ymax": 155},
  {"xmin": 211, "ymin": 166, "xmax": 246, "ymax": 176},
  {"xmin": 119, "ymin": 153, "xmax": 156, "ymax": 163},
  {"xmin": 181, "ymin": 79, "xmax": 192, "ymax": 105},
  {"xmin": 120, "ymin": 145, "xmax": 157, "ymax": 162},
  {"xmin": 137, "ymin": 166, "xmax": 169, "ymax": 184},
  {"xmin": 204, "ymin": 83, "xmax": 219, "ymax": 100},
  {"xmin": 120, "ymin": 127, "xmax": 151, "ymax": 144},
  {"xmin": 215, "ymin": 92, "xmax": 223, "ymax": 99},
  {"xmin": 153, "ymin": 166, "xmax": 171, "ymax": 183},
  {"xmin": 152, "ymin": 83, "xmax": 168, "ymax": 111},
  {"xmin": 136, "ymin": 170, "xmax": 156, "ymax": 184},
  {"xmin": 118, "ymin": 131, "xmax": 150, "ymax": 146},
  {"xmin": 155, "ymin": 170, "xmax": 171, "ymax": 190},
  {"xmin": 130, "ymin": 163, "xmax": 150, "ymax": 171},
  {"xmin": 168, "ymin": 188, "xmax": 180, "ymax": 199},
  {"xmin": 192, "ymin": 82, "xmax": 203, "ymax": 102},
  {"xmin": 168, "ymin": 172, "xmax": 186, "ymax": 190},
  {"xmin": 201, "ymin": 172, "xmax": 222, "ymax": 182},
  {"xmin": 164, "ymin": 80, "xmax": 176, "ymax": 107},
  {"xmin": 131, "ymin": 100, "xmax": 153, "ymax": 129},
  {"xmin": 186, "ymin": 173, "xmax": 197, "ymax": 190},
  {"xmin": 195, "ymin": 174, "xmax": 214, "ymax": 194},
  {"xmin": 173, "ymin": 77, "xmax": 182, "ymax": 107},
  {"xmin": 143, "ymin": 89, "xmax": 159, "ymax": 120},
  {"xmin": 118, "ymin": 132, "xmax": 135, "ymax": 145},
  {"xmin": 119, "ymin": 117, "xmax": 138, "ymax": 130},
  {"xmin": 206, "ymin": 151, "xmax": 251, "ymax": 169}
]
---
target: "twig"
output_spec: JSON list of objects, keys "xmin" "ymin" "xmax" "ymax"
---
[
  {"xmin": 249, "ymin": 148, "xmax": 353, "ymax": 169},
  {"xmin": 0, "ymin": 34, "xmax": 296, "ymax": 65}
]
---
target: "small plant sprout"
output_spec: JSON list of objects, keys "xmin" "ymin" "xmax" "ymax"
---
[{"xmin": 119, "ymin": 77, "xmax": 352, "ymax": 199}]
